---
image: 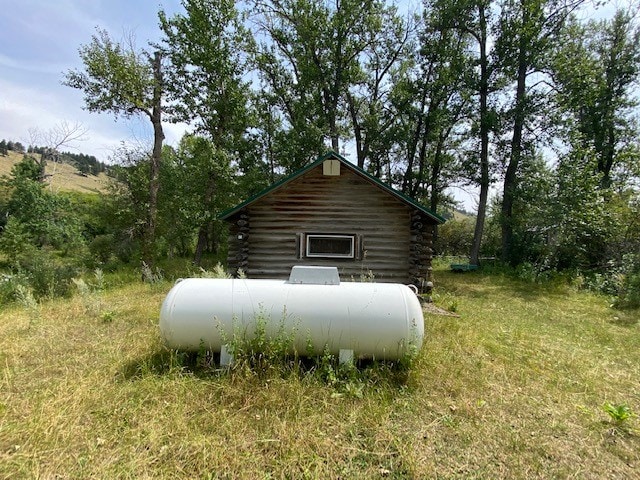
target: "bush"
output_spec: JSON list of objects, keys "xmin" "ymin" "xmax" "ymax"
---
[
  {"xmin": 611, "ymin": 254, "xmax": 640, "ymax": 309},
  {"xmin": 0, "ymin": 218, "xmax": 32, "ymax": 256},
  {"xmin": 89, "ymin": 234, "xmax": 116, "ymax": 264},
  {"xmin": 0, "ymin": 273, "xmax": 29, "ymax": 304},
  {"xmin": 435, "ymin": 217, "xmax": 474, "ymax": 256},
  {"xmin": 10, "ymin": 246, "xmax": 84, "ymax": 299}
]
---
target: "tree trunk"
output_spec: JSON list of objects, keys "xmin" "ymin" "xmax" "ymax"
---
[
  {"xmin": 470, "ymin": 4, "xmax": 490, "ymax": 266},
  {"xmin": 142, "ymin": 51, "xmax": 164, "ymax": 270},
  {"xmin": 330, "ymin": 114, "xmax": 340, "ymax": 152},
  {"xmin": 347, "ymin": 93, "xmax": 366, "ymax": 168},
  {"xmin": 193, "ymin": 169, "xmax": 217, "ymax": 266},
  {"xmin": 501, "ymin": 29, "xmax": 527, "ymax": 265}
]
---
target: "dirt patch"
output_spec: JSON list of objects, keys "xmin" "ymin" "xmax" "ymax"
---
[{"xmin": 423, "ymin": 302, "xmax": 460, "ymax": 317}]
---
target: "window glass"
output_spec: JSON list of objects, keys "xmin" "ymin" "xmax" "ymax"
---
[{"xmin": 306, "ymin": 235, "xmax": 354, "ymax": 258}]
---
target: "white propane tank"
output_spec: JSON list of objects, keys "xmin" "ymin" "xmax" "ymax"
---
[{"xmin": 159, "ymin": 266, "xmax": 424, "ymax": 361}]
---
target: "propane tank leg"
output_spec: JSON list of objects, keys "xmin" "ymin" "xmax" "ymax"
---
[
  {"xmin": 220, "ymin": 344, "xmax": 234, "ymax": 367},
  {"xmin": 339, "ymin": 349, "xmax": 354, "ymax": 365}
]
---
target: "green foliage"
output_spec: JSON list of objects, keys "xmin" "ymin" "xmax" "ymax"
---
[
  {"xmin": 59, "ymin": 150, "xmax": 106, "ymax": 176},
  {"xmin": 553, "ymin": 10, "xmax": 640, "ymax": 188},
  {"xmin": 141, "ymin": 261, "xmax": 164, "ymax": 284},
  {"xmin": 250, "ymin": 0, "xmax": 391, "ymax": 163},
  {"xmin": 602, "ymin": 402, "xmax": 636, "ymax": 435},
  {"xmin": 10, "ymin": 155, "xmax": 42, "ymax": 181},
  {"xmin": 157, "ymin": 137, "xmax": 237, "ymax": 259},
  {"xmin": 501, "ymin": 155, "xmax": 555, "ymax": 265},
  {"xmin": 63, "ymin": 28, "xmax": 164, "ymax": 269},
  {"xmin": 493, "ymin": 146, "xmax": 640, "ymax": 310},
  {"xmin": 63, "ymin": 28, "xmax": 153, "ymax": 119},
  {"xmin": 9, "ymin": 246, "xmax": 83, "ymax": 299},
  {"xmin": 62, "ymin": 191, "xmax": 112, "ymax": 242},
  {"xmin": 602, "ymin": 402, "xmax": 635, "ymax": 424},
  {"xmin": 222, "ymin": 313, "xmax": 298, "ymax": 378},
  {"xmin": 159, "ymin": 0, "xmax": 251, "ymax": 140},
  {"xmin": 435, "ymin": 216, "xmax": 475, "ymax": 256},
  {"xmin": 606, "ymin": 254, "xmax": 640, "ymax": 309},
  {"xmin": 0, "ymin": 156, "xmax": 88, "ymax": 300},
  {"xmin": 0, "ymin": 273, "xmax": 29, "ymax": 305},
  {"xmin": 1, "ymin": 162, "xmax": 85, "ymax": 254},
  {"xmin": 88, "ymin": 234, "xmax": 116, "ymax": 265},
  {"xmin": 97, "ymin": 139, "xmax": 240, "ymax": 265},
  {"xmin": 98, "ymin": 153, "xmax": 149, "ymax": 260},
  {"xmin": 0, "ymin": 218, "xmax": 31, "ymax": 256}
]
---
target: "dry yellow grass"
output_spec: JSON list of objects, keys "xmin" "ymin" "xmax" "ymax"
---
[
  {"xmin": 0, "ymin": 151, "xmax": 108, "ymax": 194},
  {"xmin": 0, "ymin": 270, "xmax": 638, "ymax": 478}
]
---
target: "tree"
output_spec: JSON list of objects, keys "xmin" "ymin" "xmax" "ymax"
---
[
  {"xmin": 99, "ymin": 146, "xmax": 154, "ymax": 263},
  {"xmin": 251, "ymin": 0, "xmax": 389, "ymax": 163},
  {"xmin": 432, "ymin": 0, "xmax": 497, "ymax": 265},
  {"xmin": 27, "ymin": 121, "xmax": 88, "ymax": 183},
  {"xmin": 7, "ymin": 141, "xmax": 25, "ymax": 153},
  {"xmin": 159, "ymin": 0, "xmax": 252, "ymax": 264},
  {"xmin": 344, "ymin": 5, "xmax": 413, "ymax": 169},
  {"xmin": 494, "ymin": 0, "xmax": 583, "ymax": 264},
  {"xmin": 389, "ymin": 0, "xmax": 473, "ymax": 214},
  {"xmin": 64, "ymin": 28, "xmax": 165, "ymax": 268},
  {"xmin": 0, "ymin": 156, "xmax": 84, "ymax": 254},
  {"xmin": 158, "ymin": 135, "xmax": 237, "ymax": 259},
  {"xmin": 552, "ymin": 10, "xmax": 640, "ymax": 190}
]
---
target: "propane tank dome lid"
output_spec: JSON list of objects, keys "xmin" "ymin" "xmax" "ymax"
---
[{"xmin": 288, "ymin": 265, "xmax": 340, "ymax": 285}]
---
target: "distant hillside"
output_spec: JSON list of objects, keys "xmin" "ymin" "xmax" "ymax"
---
[
  {"xmin": 452, "ymin": 209, "xmax": 474, "ymax": 220},
  {"xmin": 438, "ymin": 208, "xmax": 474, "ymax": 221},
  {"xmin": 0, "ymin": 151, "xmax": 109, "ymax": 194}
]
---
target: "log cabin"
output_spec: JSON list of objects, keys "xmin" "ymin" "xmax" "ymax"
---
[{"xmin": 220, "ymin": 151, "xmax": 445, "ymax": 292}]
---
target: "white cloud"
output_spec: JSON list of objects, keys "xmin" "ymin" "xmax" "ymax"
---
[
  {"xmin": 0, "ymin": 53, "xmax": 71, "ymax": 76},
  {"xmin": 0, "ymin": 78, "xmax": 151, "ymax": 161},
  {"xmin": 0, "ymin": 1, "xmax": 188, "ymax": 162},
  {"xmin": 0, "ymin": 76, "xmax": 190, "ymax": 160}
]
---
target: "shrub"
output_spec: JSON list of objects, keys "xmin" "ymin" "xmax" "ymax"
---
[
  {"xmin": 0, "ymin": 273, "xmax": 29, "ymax": 304},
  {"xmin": 222, "ymin": 313, "xmax": 298, "ymax": 378},
  {"xmin": 435, "ymin": 217, "xmax": 475, "ymax": 256},
  {"xmin": 11, "ymin": 246, "xmax": 83, "ymax": 299},
  {"xmin": 89, "ymin": 234, "xmax": 116, "ymax": 264},
  {"xmin": 611, "ymin": 254, "xmax": 640, "ymax": 309}
]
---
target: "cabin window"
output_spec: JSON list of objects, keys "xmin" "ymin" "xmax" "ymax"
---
[{"xmin": 305, "ymin": 234, "xmax": 355, "ymax": 259}]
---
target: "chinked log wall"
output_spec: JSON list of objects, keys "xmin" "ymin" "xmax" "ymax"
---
[{"xmin": 227, "ymin": 164, "xmax": 435, "ymax": 288}]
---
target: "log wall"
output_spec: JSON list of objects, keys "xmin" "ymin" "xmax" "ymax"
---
[{"xmin": 227, "ymin": 163, "xmax": 437, "ymax": 286}]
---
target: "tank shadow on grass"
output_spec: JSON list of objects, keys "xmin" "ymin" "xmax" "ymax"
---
[{"xmin": 119, "ymin": 344, "xmax": 416, "ymax": 394}]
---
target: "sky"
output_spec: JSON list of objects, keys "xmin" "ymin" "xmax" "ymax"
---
[
  {"xmin": 0, "ymin": 0, "xmax": 625, "ymax": 212},
  {"xmin": 0, "ymin": 0, "xmax": 480, "ymax": 209},
  {"xmin": 0, "ymin": 0, "xmax": 187, "ymax": 161}
]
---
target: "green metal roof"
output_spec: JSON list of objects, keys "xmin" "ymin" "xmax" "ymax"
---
[{"xmin": 219, "ymin": 151, "xmax": 446, "ymax": 224}]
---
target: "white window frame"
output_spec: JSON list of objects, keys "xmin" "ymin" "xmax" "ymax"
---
[{"xmin": 305, "ymin": 234, "xmax": 355, "ymax": 259}]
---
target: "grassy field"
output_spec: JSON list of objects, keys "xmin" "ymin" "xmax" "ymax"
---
[
  {"xmin": 0, "ymin": 151, "xmax": 108, "ymax": 194},
  {"xmin": 1, "ymin": 269, "xmax": 638, "ymax": 479}
]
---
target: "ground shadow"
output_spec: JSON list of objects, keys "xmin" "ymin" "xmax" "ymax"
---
[
  {"xmin": 609, "ymin": 311, "xmax": 639, "ymax": 327},
  {"xmin": 118, "ymin": 346, "xmax": 413, "ymax": 390}
]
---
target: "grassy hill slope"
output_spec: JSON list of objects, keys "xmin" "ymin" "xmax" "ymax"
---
[
  {"xmin": 0, "ymin": 151, "xmax": 108, "ymax": 194},
  {"xmin": 0, "ymin": 268, "xmax": 638, "ymax": 478}
]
